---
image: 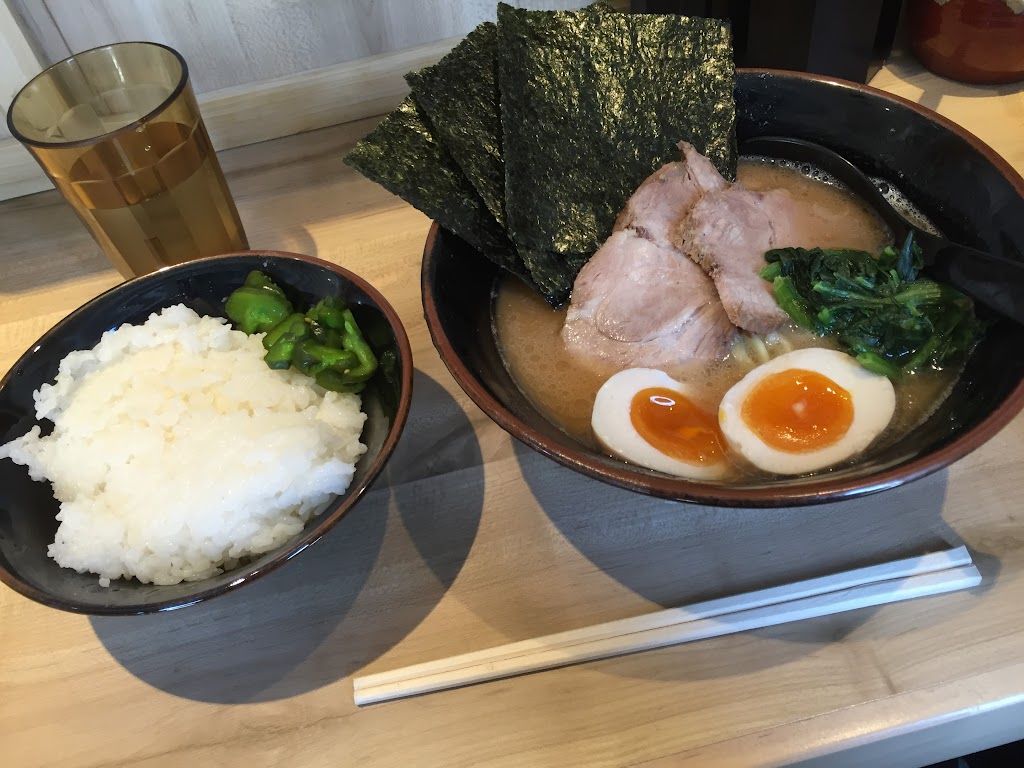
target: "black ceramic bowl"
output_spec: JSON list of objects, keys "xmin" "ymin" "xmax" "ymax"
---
[
  {"xmin": 0, "ymin": 252, "xmax": 413, "ymax": 614},
  {"xmin": 423, "ymin": 69, "xmax": 1024, "ymax": 507}
]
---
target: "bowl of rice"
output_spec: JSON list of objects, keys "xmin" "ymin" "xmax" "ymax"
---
[{"xmin": 0, "ymin": 251, "xmax": 413, "ymax": 615}]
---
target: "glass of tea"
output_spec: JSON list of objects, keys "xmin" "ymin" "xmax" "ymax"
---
[{"xmin": 6, "ymin": 42, "xmax": 248, "ymax": 278}]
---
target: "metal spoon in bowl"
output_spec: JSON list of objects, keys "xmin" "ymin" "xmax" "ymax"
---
[{"xmin": 740, "ymin": 135, "xmax": 1024, "ymax": 325}]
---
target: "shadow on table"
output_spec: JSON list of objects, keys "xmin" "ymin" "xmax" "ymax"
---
[
  {"xmin": 516, "ymin": 441, "xmax": 1000, "ymax": 681},
  {"xmin": 90, "ymin": 370, "xmax": 483, "ymax": 703},
  {"xmin": 0, "ymin": 192, "xmax": 116, "ymax": 294}
]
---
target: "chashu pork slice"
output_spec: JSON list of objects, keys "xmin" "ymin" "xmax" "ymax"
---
[
  {"xmin": 562, "ymin": 231, "xmax": 736, "ymax": 371},
  {"xmin": 613, "ymin": 141, "xmax": 730, "ymax": 248},
  {"xmin": 674, "ymin": 186, "xmax": 800, "ymax": 334}
]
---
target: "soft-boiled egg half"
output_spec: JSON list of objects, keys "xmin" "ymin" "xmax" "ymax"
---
[
  {"xmin": 718, "ymin": 347, "xmax": 896, "ymax": 475},
  {"xmin": 591, "ymin": 368, "xmax": 731, "ymax": 480}
]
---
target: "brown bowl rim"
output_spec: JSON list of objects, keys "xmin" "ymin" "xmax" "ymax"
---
[
  {"xmin": 421, "ymin": 68, "xmax": 1024, "ymax": 507},
  {"xmin": 0, "ymin": 250, "xmax": 414, "ymax": 614}
]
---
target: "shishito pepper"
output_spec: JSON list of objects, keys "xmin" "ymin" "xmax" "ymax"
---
[
  {"xmin": 262, "ymin": 313, "xmax": 306, "ymax": 351},
  {"xmin": 307, "ymin": 297, "xmax": 346, "ymax": 330},
  {"xmin": 289, "ymin": 310, "xmax": 378, "ymax": 392},
  {"xmin": 337, "ymin": 308, "xmax": 378, "ymax": 384},
  {"xmin": 291, "ymin": 340, "xmax": 358, "ymax": 377},
  {"xmin": 262, "ymin": 314, "xmax": 310, "ymax": 370},
  {"xmin": 225, "ymin": 271, "xmax": 294, "ymax": 334},
  {"xmin": 314, "ymin": 369, "xmax": 366, "ymax": 393},
  {"xmin": 304, "ymin": 297, "xmax": 346, "ymax": 347},
  {"xmin": 225, "ymin": 272, "xmax": 379, "ymax": 392}
]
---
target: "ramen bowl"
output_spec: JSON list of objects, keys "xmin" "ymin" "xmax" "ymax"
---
[
  {"xmin": 0, "ymin": 252, "xmax": 413, "ymax": 614},
  {"xmin": 422, "ymin": 69, "xmax": 1024, "ymax": 507}
]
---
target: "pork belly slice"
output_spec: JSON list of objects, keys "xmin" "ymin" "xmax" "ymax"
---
[
  {"xmin": 675, "ymin": 187, "xmax": 799, "ymax": 334},
  {"xmin": 613, "ymin": 142, "xmax": 730, "ymax": 249},
  {"xmin": 562, "ymin": 231, "xmax": 736, "ymax": 371}
]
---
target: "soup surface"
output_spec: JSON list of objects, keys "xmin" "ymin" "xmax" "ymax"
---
[{"xmin": 493, "ymin": 160, "xmax": 960, "ymax": 477}]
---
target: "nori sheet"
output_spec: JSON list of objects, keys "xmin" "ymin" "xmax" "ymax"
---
[
  {"xmin": 405, "ymin": 2, "xmax": 617, "ymax": 230},
  {"xmin": 343, "ymin": 96, "xmax": 530, "ymax": 283},
  {"xmin": 405, "ymin": 23, "xmax": 506, "ymax": 227},
  {"xmin": 517, "ymin": 247, "xmax": 589, "ymax": 306},
  {"xmin": 498, "ymin": 3, "xmax": 736, "ymax": 255}
]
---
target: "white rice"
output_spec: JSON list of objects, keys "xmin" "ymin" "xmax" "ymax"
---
[{"xmin": 0, "ymin": 304, "xmax": 367, "ymax": 586}]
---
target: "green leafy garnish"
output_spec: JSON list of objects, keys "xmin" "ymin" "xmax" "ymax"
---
[{"xmin": 760, "ymin": 234, "xmax": 983, "ymax": 377}]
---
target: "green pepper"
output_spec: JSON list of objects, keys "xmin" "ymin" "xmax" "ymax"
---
[
  {"xmin": 315, "ymin": 369, "xmax": 367, "ymax": 393},
  {"xmin": 262, "ymin": 313, "xmax": 306, "ymax": 350},
  {"xmin": 225, "ymin": 271, "xmax": 294, "ymax": 334},
  {"xmin": 243, "ymin": 270, "xmax": 289, "ymax": 297},
  {"xmin": 337, "ymin": 309, "xmax": 378, "ymax": 383},
  {"xmin": 306, "ymin": 297, "xmax": 346, "ymax": 330},
  {"xmin": 305, "ymin": 298, "xmax": 347, "ymax": 346},
  {"xmin": 307, "ymin": 318, "xmax": 344, "ymax": 348},
  {"xmin": 263, "ymin": 315, "xmax": 310, "ymax": 370},
  {"xmin": 226, "ymin": 274, "xmax": 381, "ymax": 389},
  {"xmin": 291, "ymin": 340, "xmax": 358, "ymax": 377}
]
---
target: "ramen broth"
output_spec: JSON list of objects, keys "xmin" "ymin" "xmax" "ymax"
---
[{"xmin": 493, "ymin": 160, "xmax": 961, "ymax": 474}]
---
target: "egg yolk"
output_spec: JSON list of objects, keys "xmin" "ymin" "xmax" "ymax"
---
[
  {"xmin": 630, "ymin": 387, "xmax": 725, "ymax": 465},
  {"xmin": 741, "ymin": 369, "xmax": 853, "ymax": 453}
]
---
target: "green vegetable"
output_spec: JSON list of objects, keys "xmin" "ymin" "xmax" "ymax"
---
[
  {"xmin": 337, "ymin": 308, "xmax": 378, "ymax": 384},
  {"xmin": 225, "ymin": 271, "xmax": 294, "ymax": 334},
  {"xmin": 262, "ymin": 313, "xmax": 306, "ymax": 350},
  {"xmin": 262, "ymin": 314, "xmax": 309, "ymax": 370},
  {"xmin": 314, "ymin": 369, "xmax": 366, "ymax": 394},
  {"xmin": 225, "ymin": 272, "xmax": 380, "ymax": 393},
  {"xmin": 304, "ymin": 297, "xmax": 346, "ymax": 347},
  {"xmin": 350, "ymin": 306, "xmax": 402, "ymax": 421},
  {"xmin": 306, "ymin": 297, "xmax": 346, "ymax": 330},
  {"xmin": 291, "ymin": 340, "xmax": 358, "ymax": 377},
  {"xmin": 761, "ymin": 234, "xmax": 984, "ymax": 377}
]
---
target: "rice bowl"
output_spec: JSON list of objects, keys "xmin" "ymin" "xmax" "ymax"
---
[{"xmin": 0, "ymin": 303, "xmax": 368, "ymax": 587}]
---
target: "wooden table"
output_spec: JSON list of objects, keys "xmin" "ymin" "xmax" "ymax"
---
[{"xmin": 3, "ymin": 56, "xmax": 1024, "ymax": 768}]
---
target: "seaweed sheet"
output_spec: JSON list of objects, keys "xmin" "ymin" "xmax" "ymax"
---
[
  {"xmin": 405, "ymin": 23, "xmax": 506, "ymax": 227},
  {"xmin": 498, "ymin": 4, "xmax": 736, "ymax": 256},
  {"xmin": 518, "ymin": 247, "xmax": 588, "ymax": 306},
  {"xmin": 405, "ymin": 2, "xmax": 616, "ymax": 230},
  {"xmin": 343, "ymin": 96, "xmax": 530, "ymax": 282},
  {"xmin": 406, "ymin": 3, "xmax": 614, "ymax": 304}
]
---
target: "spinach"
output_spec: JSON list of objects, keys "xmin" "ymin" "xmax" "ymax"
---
[{"xmin": 760, "ymin": 234, "xmax": 983, "ymax": 378}]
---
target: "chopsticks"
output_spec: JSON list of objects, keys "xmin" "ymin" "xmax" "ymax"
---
[{"xmin": 353, "ymin": 546, "xmax": 979, "ymax": 706}]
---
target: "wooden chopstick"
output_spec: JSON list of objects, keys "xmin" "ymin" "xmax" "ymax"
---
[
  {"xmin": 354, "ymin": 547, "xmax": 977, "ymax": 706},
  {"xmin": 357, "ymin": 546, "xmax": 970, "ymax": 690}
]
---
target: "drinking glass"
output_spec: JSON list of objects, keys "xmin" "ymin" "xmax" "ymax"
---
[{"xmin": 6, "ymin": 42, "xmax": 248, "ymax": 278}]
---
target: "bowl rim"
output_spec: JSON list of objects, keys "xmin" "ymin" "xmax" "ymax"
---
[
  {"xmin": 0, "ymin": 250, "xmax": 414, "ymax": 614},
  {"xmin": 421, "ymin": 67, "xmax": 1024, "ymax": 508}
]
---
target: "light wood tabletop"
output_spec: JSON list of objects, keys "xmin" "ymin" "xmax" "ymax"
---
[{"xmin": 2, "ymin": 54, "xmax": 1024, "ymax": 768}]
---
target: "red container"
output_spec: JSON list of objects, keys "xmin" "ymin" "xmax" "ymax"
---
[{"xmin": 910, "ymin": 0, "xmax": 1024, "ymax": 84}]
